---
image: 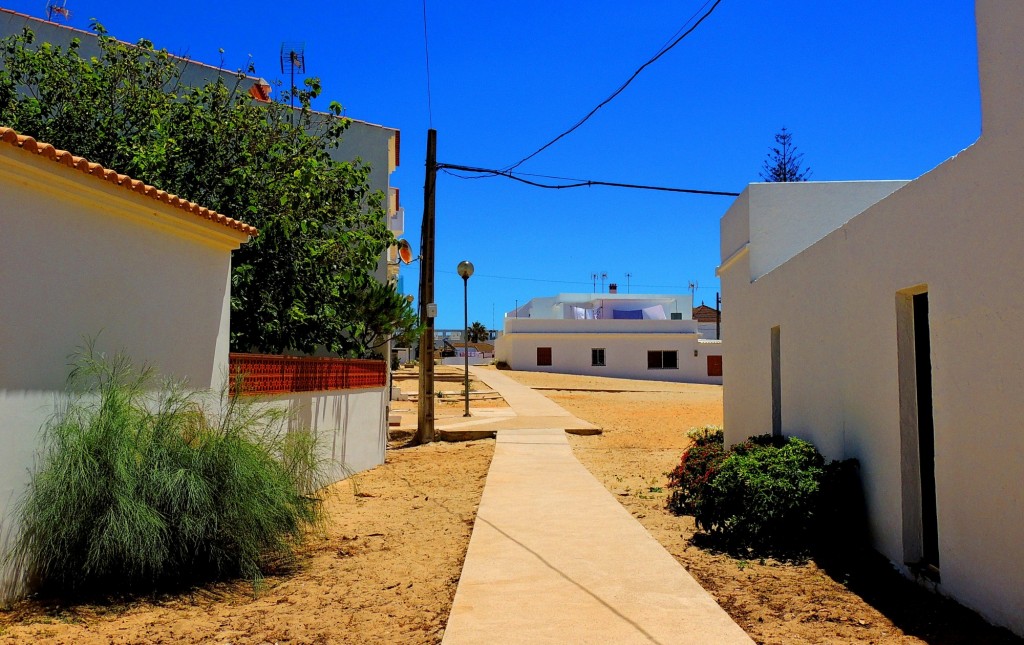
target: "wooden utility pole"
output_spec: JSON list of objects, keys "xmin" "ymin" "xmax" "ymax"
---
[
  {"xmin": 415, "ymin": 129, "xmax": 437, "ymax": 443},
  {"xmin": 716, "ymin": 292, "xmax": 721, "ymax": 340}
]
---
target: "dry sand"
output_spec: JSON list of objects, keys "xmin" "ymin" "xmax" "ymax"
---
[{"xmin": 1, "ymin": 366, "xmax": 1019, "ymax": 644}]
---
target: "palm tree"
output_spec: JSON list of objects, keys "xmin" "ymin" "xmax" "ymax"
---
[{"xmin": 467, "ymin": 322, "xmax": 489, "ymax": 343}]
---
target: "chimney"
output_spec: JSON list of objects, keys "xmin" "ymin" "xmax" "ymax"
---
[{"xmin": 608, "ymin": 283, "xmax": 618, "ymax": 294}]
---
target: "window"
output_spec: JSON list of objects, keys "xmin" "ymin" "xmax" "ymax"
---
[
  {"xmin": 537, "ymin": 347, "xmax": 552, "ymax": 366},
  {"xmin": 647, "ymin": 350, "xmax": 678, "ymax": 369},
  {"xmin": 591, "ymin": 348, "xmax": 606, "ymax": 366}
]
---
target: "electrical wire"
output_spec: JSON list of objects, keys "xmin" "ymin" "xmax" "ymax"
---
[
  {"xmin": 422, "ymin": 0, "xmax": 434, "ymax": 128},
  {"xmin": 438, "ymin": 269, "xmax": 721, "ymax": 292},
  {"xmin": 439, "ymin": 163, "xmax": 739, "ymax": 197},
  {"xmin": 502, "ymin": 0, "xmax": 724, "ymax": 172}
]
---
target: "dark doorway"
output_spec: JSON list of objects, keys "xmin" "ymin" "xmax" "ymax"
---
[
  {"xmin": 913, "ymin": 293, "xmax": 939, "ymax": 571},
  {"xmin": 771, "ymin": 326, "xmax": 781, "ymax": 436}
]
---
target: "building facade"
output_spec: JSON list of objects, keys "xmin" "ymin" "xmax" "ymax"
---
[
  {"xmin": 717, "ymin": 1, "xmax": 1024, "ymax": 634},
  {"xmin": 495, "ymin": 293, "xmax": 723, "ymax": 384}
]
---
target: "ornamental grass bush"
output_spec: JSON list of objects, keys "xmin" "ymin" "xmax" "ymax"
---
[{"xmin": 10, "ymin": 347, "xmax": 326, "ymax": 598}]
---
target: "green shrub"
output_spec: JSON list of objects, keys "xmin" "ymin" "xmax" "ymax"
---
[
  {"xmin": 693, "ymin": 434, "xmax": 825, "ymax": 553},
  {"xmin": 10, "ymin": 348, "xmax": 326, "ymax": 597},
  {"xmin": 666, "ymin": 426, "xmax": 727, "ymax": 515}
]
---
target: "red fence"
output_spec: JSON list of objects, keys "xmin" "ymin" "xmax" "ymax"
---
[{"xmin": 229, "ymin": 353, "xmax": 386, "ymax": 395}]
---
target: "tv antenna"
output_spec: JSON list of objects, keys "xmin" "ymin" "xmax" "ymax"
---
[
  {"xmin": 625, "ymin": 272, "xmax": 632, "ymax": 294},
  {"xmin": 279, "ymin": 42, "xmax": 306, "ymax": 117},
  {"xmin": 688, "ymin": 280, "xmax": 699, "ymax": 301},
  {"xmin": 45, "ymin": 0, "xmax": 71, "ymax": 21}
]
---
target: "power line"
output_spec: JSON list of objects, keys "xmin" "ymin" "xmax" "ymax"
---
[
  {"xmin": 503, "ymin": 0, "xmax": 724, "ymax": 172},
  {"xmin": 439, "ymin": 269, "xmax": 720, "ymax": 292},
  {"xmin": 438, "ymin": 163, "xmax": 739, "ymax": 196},
  {"xmin": 422, "ymin": 0, "xmax": 434, "ymax": 128}
]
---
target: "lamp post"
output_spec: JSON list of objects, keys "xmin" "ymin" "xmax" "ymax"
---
[{"xmin": 457, "ymin": 260, "xmax": 474, "ymax": 417}]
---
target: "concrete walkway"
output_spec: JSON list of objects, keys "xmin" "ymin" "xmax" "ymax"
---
[
  {"xmin": 441, "ymin": 371, "xmax": 752, "ymax": 644},
  {"xmin": 431, "ymin": 367, "xmax": 600, "ymax": 440}
]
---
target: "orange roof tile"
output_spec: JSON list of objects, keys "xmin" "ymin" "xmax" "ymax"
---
[
  {"xmin": 0, "ymin": 126, "xmax": 258, "ymax": 237},
  {"xmin": 692, "ymin": 304, "xmax": 720, "ymax": 323}
]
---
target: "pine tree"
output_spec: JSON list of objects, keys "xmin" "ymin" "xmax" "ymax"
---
[{"xmin": 760, "ymin": 127, "xmax": 811, "ymax": 182}]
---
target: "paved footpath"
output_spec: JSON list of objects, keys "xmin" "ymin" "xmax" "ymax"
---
[{"xmin": 441, "ymin": 369, "xmax": 752, "ymax": 644}]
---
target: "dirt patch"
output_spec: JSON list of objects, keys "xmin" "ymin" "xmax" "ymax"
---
[
  {"xmin": 0, "ymin": 436, "xmax": 494, "ymax": 644},
  {"xmin": 495, "ymin": 368, "xmax": 1021, "ymax": 645}
]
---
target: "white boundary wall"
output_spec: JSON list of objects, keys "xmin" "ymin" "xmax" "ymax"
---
[
  {"xmin": 278, "ymin": 388, "xmax": 388, "ymax": 482},
  {"xmin": 717, "ymin": 1, "xmax": 1024, "ymax": 634}
]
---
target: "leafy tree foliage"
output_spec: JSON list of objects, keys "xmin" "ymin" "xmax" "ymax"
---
[
  {"xmin": 760, "ymin": 127, "xmax": 811, "ymax": 182},
  {"xmin": 0, "ymin": 25, "xmax": 415, "ymax": 356},
  {"xmin": 467, "ymin": 321, "xmax": 489, "ymax": 343}
]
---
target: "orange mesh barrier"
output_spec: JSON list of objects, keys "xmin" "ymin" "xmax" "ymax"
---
[{"xmin": 229, "ymin": 353, "xmax": 386, "ymax": 395}]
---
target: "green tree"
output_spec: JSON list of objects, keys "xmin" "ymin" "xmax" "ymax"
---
[
  {"xmin": 467, "ymin": 321, "xmax": 489, "ymax": 343},
  {"xmin": 0, "ymin": 25, "xmax": 415, "ymax": 357},
  {"xmin": 760, "ymin": 127, "xmax": 811, "ymax": 182}
]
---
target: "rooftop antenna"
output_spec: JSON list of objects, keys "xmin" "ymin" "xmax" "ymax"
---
[
  {"xmin": 45, "ymin": 0, "xmax": 71, "ymax": 21},
  {"xmin": 601, "ymin": 272, "xmax": 608, "ymax": 293},
  {"xmin": 688, "ymin": 280, "xmax": 699, "ymax": 301},
  {"xmin": 591, "ymin": 273, "xmax": 598, "ymax": 293},
  {"xmin": 626, "ymin": 272, "xmax": 632, "ymax": 294},
  {"xmin": 279, "ymin": 42, "xmax": 306, "ymax": 121}
]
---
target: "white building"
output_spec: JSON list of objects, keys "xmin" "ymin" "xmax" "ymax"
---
[
  {"xmin": 717, "ymin": 0, "xmax": 1024, "ymax": 635},
  {"xmin": 495, "ymin": 293, "xmax": 723, "ymax": 384},
  {"xmin": 0, "ymin": 126, "xmax": 254, "ymax": 601}
]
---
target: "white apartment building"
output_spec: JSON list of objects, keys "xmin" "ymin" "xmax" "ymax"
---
[{"xmin": 495, "ymin": 292, "xmax": 722, "ymax": 384}]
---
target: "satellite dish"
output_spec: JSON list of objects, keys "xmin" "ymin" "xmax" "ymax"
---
[{"xmin": 397, "ymin": 239, "xmax": 414, "ymax": 264}]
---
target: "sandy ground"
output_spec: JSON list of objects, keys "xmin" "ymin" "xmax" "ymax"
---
[
  {"xmin": 2, "ymin": 366, "xmax": 1020, "ymax": 644},
  {"xmin": 0, "ymin": 367, "xmax": 495, "ymax": 644},
  {"xmin": 493, "ymin": 367, "xmax": 1021, "ymax": 645}
]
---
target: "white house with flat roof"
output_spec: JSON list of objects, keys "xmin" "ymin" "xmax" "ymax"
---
[
  {"xmin": 495, "ymin": 292, "xmax": 723, "ymax": 384},
  {"xmin": 717, "ymin": 0, "xmax": 1024, "ymax": 635}
]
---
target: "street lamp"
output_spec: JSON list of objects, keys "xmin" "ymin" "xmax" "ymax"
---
[{"xmin": 457, "ymin": 260, "xmax": 475, "ymax": 417}]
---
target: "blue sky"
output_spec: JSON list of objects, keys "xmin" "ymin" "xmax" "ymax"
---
[{"xmin": 3, "ymin": 1, "xmax": 982, "ymax": 330}]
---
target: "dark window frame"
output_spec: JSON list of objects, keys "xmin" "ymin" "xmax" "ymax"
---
[
  {"xmin": 591, "ymin": 348, "xmax": 606, "ymax": 366},
  {"xmin": 647, "ymin": 350, "xmax": 678, "ymax": 369}
]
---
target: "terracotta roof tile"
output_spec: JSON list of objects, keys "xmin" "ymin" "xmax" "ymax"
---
[
  {"xmin": 692, "ymin": 304, "xmax": 720, "ymax": 323},
  {"xmin": 0, "ymin": 126, "xmax": 258, "ymax": 238}
]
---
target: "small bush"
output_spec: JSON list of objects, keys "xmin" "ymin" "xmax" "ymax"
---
[
  {"xmin": 10, "ymin": 347, "xmax": 325, "ymax": 598},
  {"xmin": 693, "ymin": 434, "xmax": 825, "ymax": 553},
  {"xmin": 666, "ymin": 426, "xmax": 726, "ymax": 515}
]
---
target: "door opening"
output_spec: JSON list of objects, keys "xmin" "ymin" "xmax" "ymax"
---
[
  {"xmin": 897, "ymin": 287, "xmax": 939, "ymax": 578},
  {"xmin": 771, "ymin": 326, "xmax": 781, "ymax": 437}
]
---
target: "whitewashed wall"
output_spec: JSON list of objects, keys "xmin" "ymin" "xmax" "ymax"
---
[
  {"xmin": 279, "ymin": 388, "xmax": 388, "ymax": 483},
  {"xmin": 495, "ymin": 319, "xmax": 722, "ymax": 384},
  {"xmin": 0, "ymin": 141, "xmax": 250, "ymax": 602},
  {"xmin": 717, "ymin": 1, "xmax": 1024, "ymax": 634}
]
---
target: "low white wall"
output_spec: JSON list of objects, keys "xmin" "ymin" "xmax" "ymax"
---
[{"xmin": 277, "ymin": 388, "xmax": 388, "ymax": 483}]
